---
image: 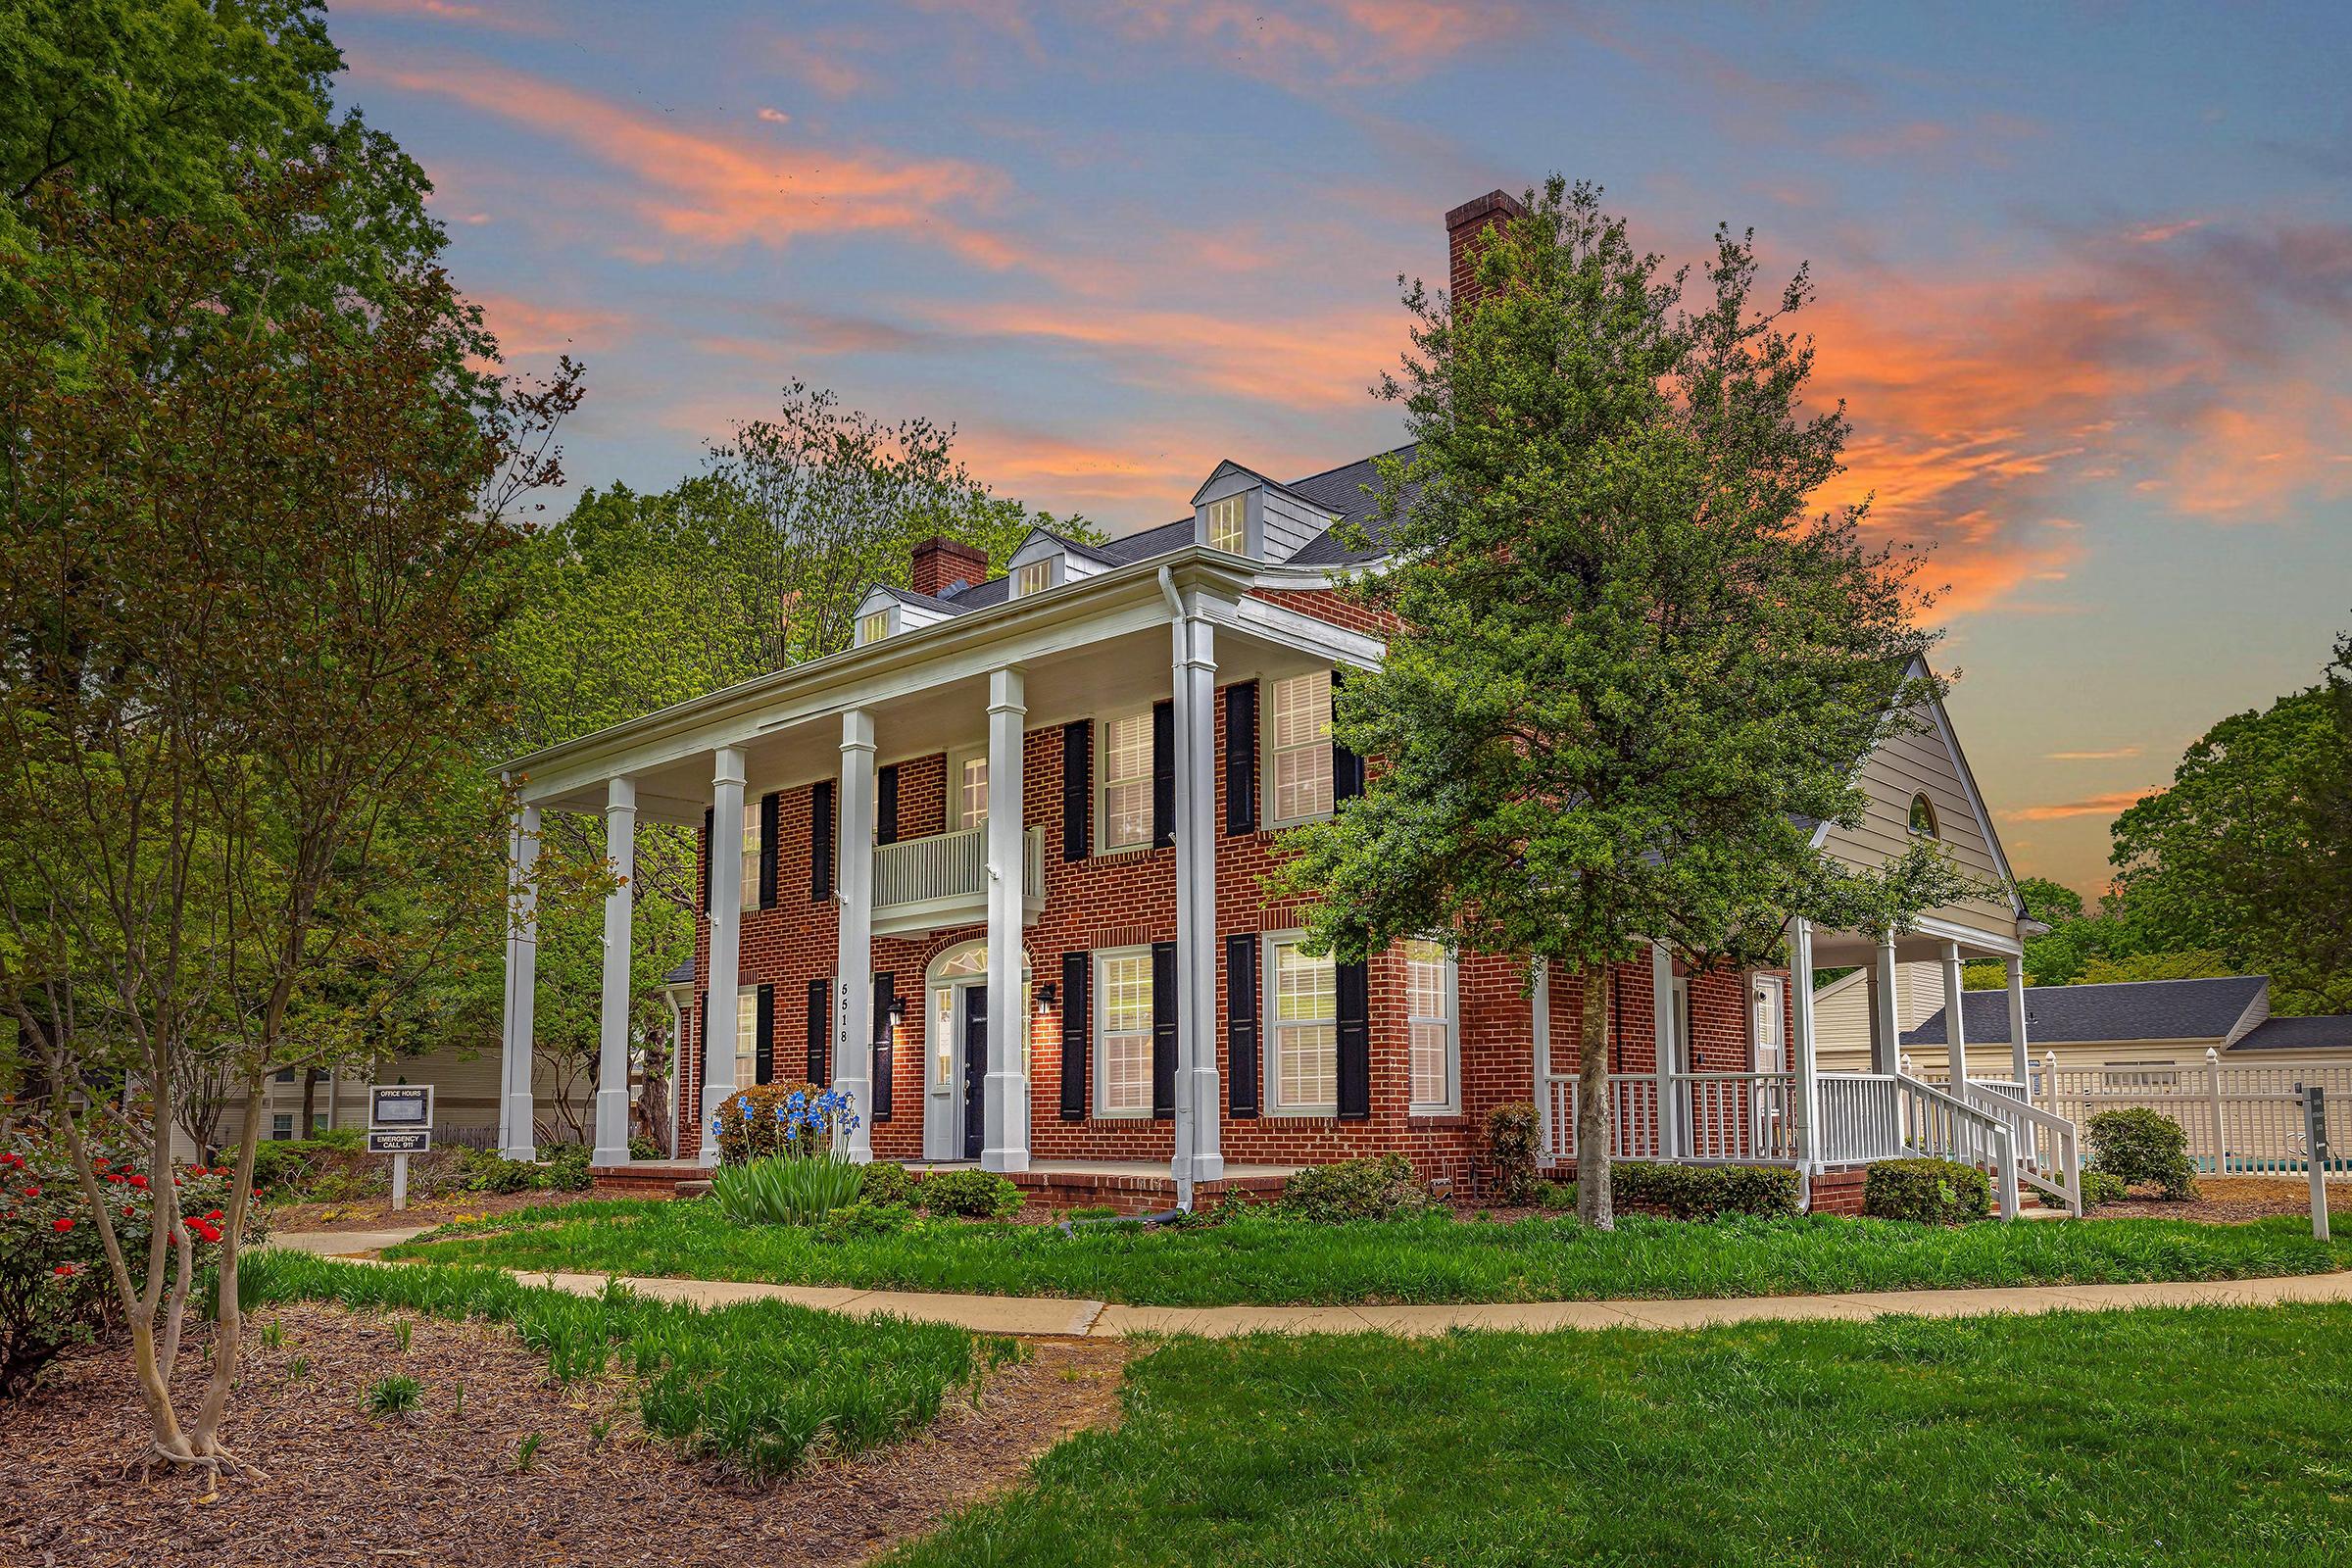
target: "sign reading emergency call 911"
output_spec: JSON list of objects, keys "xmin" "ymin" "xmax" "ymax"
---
[{"xmin": 369, "ymin": 1084, "xmax": 433, "ymax": 1128}]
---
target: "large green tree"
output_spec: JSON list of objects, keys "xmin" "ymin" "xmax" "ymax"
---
[{"xmin": 1275, "ymin": 179, "xmax": 1976, "ymax": 1226}]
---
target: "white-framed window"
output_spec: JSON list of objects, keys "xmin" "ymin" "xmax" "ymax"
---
[
  {"xmin": 735, "ymin": 986, "xmax": 759, "ymax": 1089},
  {"xmin": 1013, "ymin": 560, "xmax": 1054, "ymax": 598},
  {"xmin": 1404, "ymin": 939, "xmax": 1458, "ymax": 1112},
  {"xmin": 1094, "ymin": 947, "xmax": 1155, "ymax": 1116},
  {"xmin": 270, "ymin": 1113, "xmax": 294, "ymax": 1141},
  {"xmin": 1266, "ymin": 933, "xmax": 1338, "ymax": 1114},
  {"xmin": 1205, "ymin": 493, "xmax": 1248, "ymax": 554},
  {"xmin": 1098, "ymin": 710, "xmax": 1154, "ymax": 852},
  {"xmin": 1267, "ymin": 670, "xmax": 1334, "ymax": 825},
  {"xmin": 949, "ymin": 747, "xmax": 989, "ymax": 829},
  {"xmin": 740, "ymin": 810, "xmax": 762, "ymax": 912},
  {"xmin": 858, "ymin": 610, "xmax": 891, "ymax": 646},
  {"xmin": 2102, "ymin": 1062, "xmax": 2180, "ymax": 1089}
]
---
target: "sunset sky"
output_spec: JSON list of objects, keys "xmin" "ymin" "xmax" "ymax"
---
[{"xmin": 332, "ymin": 0, "xmax": 2352, "ymax": 899}]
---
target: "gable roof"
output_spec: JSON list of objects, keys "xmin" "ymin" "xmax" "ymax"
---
[
  {"xmin": 1904, "ymin": 974, "xmax": 2270, "ymax": 1048},
  {"xmin": 2231, "ymin": 1014, "xmax": 2352, "ymax": 1053},
  {"xmin": 1285, "ymin": 444, "xmax": 1419, "ymax": 565}
]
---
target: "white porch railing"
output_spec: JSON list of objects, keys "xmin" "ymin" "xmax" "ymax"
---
[
  {"xmin": 1544, "ymin": 1072, "xmax": 1800, "ymax": 1165},
  {"xmin": 870, "ymin": 824, "xmax": 1044, "ymax": 931}
]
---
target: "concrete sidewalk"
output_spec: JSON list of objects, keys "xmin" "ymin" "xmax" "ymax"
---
[{"xmin": 266, "ymin": 1229, "xmax": 2352, "ymax": 1339}]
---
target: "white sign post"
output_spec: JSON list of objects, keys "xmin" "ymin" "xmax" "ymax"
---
[
  {"xmin": 368, "ymin": 1085, "xmax": 434, "ymax": 1211},
  {"xmin": 2303, "ymin": 1085, "xmax": 2331, "ymax": 1243}
]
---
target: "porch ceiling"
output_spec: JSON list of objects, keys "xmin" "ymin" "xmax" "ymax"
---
[{"xmin": 1808, "ymin": 927, "xmax": 2018, "ymax": 967}]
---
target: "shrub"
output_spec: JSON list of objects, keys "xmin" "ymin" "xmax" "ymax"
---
[
  {"xmin": 1608, "ymin": 1162, "xmax": 1802, "ymax": 1220},
  {"xmin": 313, "ymin": 1125, "xmax": 367, "ymax": 1152},
  {"xmin": 857, "ymin": 1160, "xmax": 917, "ymax": 1207},
  {"xmin": 918, "ymin": 1168, "xmax": 1025, "ymax": 1220},
  {"xmin": 454, "ymin": 1146, "xmax": 537, "ymax": 1196},
  {"xmin": 627, "ymin": 1134, "xmax": 663, "ymax": 1161},
  {"xmin": 534, "ymin": 1144, "xmax": 593, "ymax": 1193},
  {"xmin": 711, "ymin": 1154, "xmax": 867, "ymax": 1225},
  {"xmin": 2085, "ymin": 1108, "xmax": 2198, "ymax": 1200},
  {"xmin": 1279, "ymin": 1154, "xmax": 1440, "ymax": 1224},
  {"xmin": 815, "ymin": 1201, "xmax": 914, "ymax": 1243},
  {"xmin": 1486, "ymin": 1102, "xmax": 1541, "ymax": 1205},
  {"xmin": 1865, "ymin": 1157, "xmax": 1990, "ymax": 1224},
  {"xmin": 1, "ymin": 1133, "xmax": 241, "ymax": 1396},
  {"xmin": 1537, "ymin": 1180, "xmax": 1577, "ymax": 1211},
  {"xmin": 2080, "ymin": 1167, "xmax": 2129, "ymax": 1207},
  {"xmin": 709, "ymin": 1082, "xmax": 859, "ymax": 1166}
]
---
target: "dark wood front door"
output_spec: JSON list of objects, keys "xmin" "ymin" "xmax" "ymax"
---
[{"xmin": 961, "ymin": 985, "xmax": 988, "ymax": 1161}]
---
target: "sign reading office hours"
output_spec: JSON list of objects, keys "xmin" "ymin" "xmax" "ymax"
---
[{"xmin": 370, "ymin": 1084, "xmax": 433, "ymax": 1129}]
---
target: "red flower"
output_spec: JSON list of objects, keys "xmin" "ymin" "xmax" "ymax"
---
[
  {"xmin": 206, "ymin": 1209, "xmax": 223, "ymax": 1222},
  {"xmin": 22, "ymin": 1186, "xmax": 38, "ymax": 1198},
  {"xmin": 122, "ymin": 1205, "xmax": 135, "ymax": 1216},
  {"xmin": 126, "ymin": 1174, "xmax": 149, "ymax": 1190},
  {"xmin": 93, "ymin": 1159, "xmax": 108, "ymax": 1170},
  {"xmin": 53, "ymin": 1263, "xmax": 77, "ymax": 1278},
  {"xmin": 51, "ymin": 1216, "xmax": 73, "ymax": 1234}
]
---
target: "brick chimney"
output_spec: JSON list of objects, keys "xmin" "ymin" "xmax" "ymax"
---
[
  {"xmin": 1446, "ymin": 188, "xmax": 1526, "ymax": 312},
  {"xmin": 908, "ymin": 535, "xmax": 991, "ymax": 599}
]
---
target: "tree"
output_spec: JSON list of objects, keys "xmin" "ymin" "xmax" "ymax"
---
[
  {"xmin": 2108, "ymin": 634, "xmax": 2352, "ymax": 1014},
  {"xmin": 1273, "ymin": 178, "xmax": 1978, "ymax": 1228}
]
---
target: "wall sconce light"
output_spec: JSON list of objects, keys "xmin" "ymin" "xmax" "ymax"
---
[
  {"xmin": 887, "ymin": 998, "xmax": 908, "ymax": 1025},
  {"xmin": 1036, "ymin": 982, "xmax": 1057, "ymax": 1013}
]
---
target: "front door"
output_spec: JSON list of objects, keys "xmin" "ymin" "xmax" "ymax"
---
[
  {"xmin": 960, "ymin": 984, "xmax": 988, "ymax": 1161},
  {"xmin": 1751, "ymin": 975, "xmax": 1788, "ymax": 1155}
]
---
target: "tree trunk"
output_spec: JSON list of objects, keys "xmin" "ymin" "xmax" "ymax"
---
[
  {"xmin": 299, "ymin": 1068, "xmax": 325, "ymax": 1139},
  {"xmin": 1575, "ymin": 965, "xmax": 1614, "ymax": 1229}
]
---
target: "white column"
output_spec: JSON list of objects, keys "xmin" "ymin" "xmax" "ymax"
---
[
  {"xmin": 592, "ymin": 777, "xmax": 638, "ymax": 1167},
  {"xmin": 982, "ymin": 667, "xmax": 1031, "ymax": 1173},
  {"xmin": 1789, "ymin": 917, "xmax": 1821, "ymax": 1169},
  {"xmin": 1531, "ymin": 959, "xmax": 1552, "ymax": 1164},
  {"xmin": 1171, "ymin": 609, "xmax": 1221, "ymax": 1196},
  {"xmin": 1650, "ymin": 942, "xmax": 1676, "ymax": 1158},
  {"xmin": 1872, "ymin": 936, "xmax": 1901, "ymax": 1076},
  {"xmin": 498, "ymin": 802, "xmax": 541, "ymax": 1160},
  {"xmin": 699, "ymin": 747, "xmax": 746, "ymax": 1167},
  {"xmin": 2005, "ymin": 956, "xmax": 2031, "ymax": 1087},
  {"xmin": 834, "ymin": 710, "xmax": 876, "ymax": 1162},
  {"xmin": 1938, "ymin": 940, "xmax": 1968, "ymax": 1088}
]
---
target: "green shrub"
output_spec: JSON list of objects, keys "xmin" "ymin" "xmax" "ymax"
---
[
  {"xmin": 918, "ymin": 1168, "xmax": 1025, "ymax": 1220},
  {"xmin": 627, "ymin": 1134, "xmax": 663, "ymax": 1162},
  {"xmin": 857, "ymin": 1160, "xmax": 917, "ymax": 1207},
  {"xmin": 455, "ymin": 1147, "xmax": 537, "ymax": 1196},
  {"xmin": 1607, "ymin": 1162, "xmax": 1802, "ymax": 1220},
  {"xmin": 2085, "ymin": 1108, "xmax": 2198, "ymax": 1200},
  {"xmin": 2080, "ymin": 1167, "xmax": 2129, "ymax": 1207},
  {"xmin": 1537, "ymin": 1180, "xmax": 1577, "ymax": 1211},
  {"xmin": 1865, "ymin": 1157, "xmax": 1990, "ymax": 1224},
  {"xmin": 1279, "ymin": 1154, "xmax": 1440, "ymax": 1224},
  {"xmin": 248, "ymin": 1137, "xmax": 335, "ymax": 1198},
  {"xmin": 1486, "ymin": 1102, "xmax": 1541, "ymax": 1205},
  {"xmin": 535, "ymin": 1144, "xmax": 593, "ymax": 1193},
  {"xmin": 712, "ymin": 1154, "xmax": 866, "ymax": 1225},
  {"xmin": 816, "ymin": 1201, "xmax": 914, "ymax": 1243},
  {"xmin": 312, "ymin": 1125, "xmax": 367, "ymax": 1152}
]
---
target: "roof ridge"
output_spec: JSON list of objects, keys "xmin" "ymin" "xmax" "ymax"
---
[{"xmin": 1286, "ymin": 442, "xmax": 1417, "ymax": 488}]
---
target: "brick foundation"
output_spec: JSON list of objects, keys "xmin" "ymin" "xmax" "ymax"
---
[{"xmin": 1807, "ymin": 1165, "xmax": 1870, "ymax": 1215}]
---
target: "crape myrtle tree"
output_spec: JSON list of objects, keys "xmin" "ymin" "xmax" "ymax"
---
[{"xmin": 1274, "ymin": 178, "xmax": 1979, "ymax": 1228}]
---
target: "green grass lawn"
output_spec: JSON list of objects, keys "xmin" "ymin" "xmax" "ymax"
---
[
  {"xmin": 386, "ymin": 1199, "xmax": 2352, "ymax": 1306},
  {"xmin": 888, "ymin": 1305, "xmax": 2352, "ymax": 1567},
  {"xmin": 239, "ymin": 1250, "xmax": 1012, "ymax": 1480}
]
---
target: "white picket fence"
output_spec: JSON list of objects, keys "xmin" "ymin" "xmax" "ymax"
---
[{"xmin": 2034, "ymin": 1051, "xmax": 2352, "ymax": 1175}]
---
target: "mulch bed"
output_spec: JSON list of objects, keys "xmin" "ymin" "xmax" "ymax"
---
[
  {"xmin": 3, "ymin": 1305, "xmax": 1127, "ymax": 1567},
  {"xmin": 264, "ymin": 1190, "xmax": 602, "ymax": 1234},
  {"xmin": 2083, "ymin": 1174, "xmax": 2349, "ymax": 1224}
]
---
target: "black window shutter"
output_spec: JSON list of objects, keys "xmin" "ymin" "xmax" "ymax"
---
[
  {"xmin": 806, "ymin": 978, "xmax": 829, "ymax": 1085},
  {"xmin": 1151, "ymin": 939, "xmax": 1178, "ymax": 1119},
  {"xmin": 1225, "ymin": 681, "xmax": 1258, "ymax": 836},
  {"xmin": 1336, "ymin": 958, "xmax": 1371, "ymax": 1119},
  {"xmin": 810, "ymin": 780, "xmax": 836, "ymax": 901},
  {"xmin": 1151, "ymin": 700, "xmax": 1175, "ymax": 849},
  {"xmin": 871, "ymin": 972, "xmax": 895, "ymax": 1121},
  {"xmin": 1331, "ymin": 668, "xmax": 1365, "ymax": 804},
  {"xmin": 754, "ymin": 983, "xmax": 775, "ymax": 1084},
  {"xmin": 1060, "ymin": 719, "xmax": 1091, "ymax": 861},
  {"xmin": 1227, "ymin": 933, "xmax": 1259, "ymax": 1118},
  {"xmin": 1059, "ymin": 951, "xmax": 1090, "ymax": 1119},
  {"xmin": 758, "ymin": 792, "xmax": 781, "ymax": 908},
  {"xmin": 700, "ymin": 808, "xmax": 714, "ymax": 912},
  {"xmin": 877, "ymin": 765, "xmax": 900, "ymax": 846}
]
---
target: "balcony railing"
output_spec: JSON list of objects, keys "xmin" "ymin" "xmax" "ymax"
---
[{"xmin": 870, "ymin": 823, "xmax": 1045, "ymax": 934}]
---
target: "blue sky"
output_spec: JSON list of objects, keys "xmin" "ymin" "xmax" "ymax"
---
[{"xmin": 331, "ymin": 0, "xmax": 2352, "ymax": 897}]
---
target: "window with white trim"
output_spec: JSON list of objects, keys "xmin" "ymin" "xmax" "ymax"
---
[
  {"xmin": 858, "ymin": 610, "xmax": 890, "ymax": 646},
  {"xmin": 1267, "ymin": 670, "xmax": 1334, "ymax": 825},
  {"xmin": 740, "ymin": 811, "xmax": 761, "ymax": 912},
  {"xmin": 1404, "ymin": 939, "xmax": 1457, "ymax": 1112},
  {"xmin": 735, "ymin": 986, "xmax": 759, "ymax": 1089},
  {"xmin": 1094, "ymin": 948, "xmax": 1154, "ymax": 1116},
  {"xmin": 1205, "ymin": 493, "xmax": 1247, "ymax": 554},
  {"xmin": 1267, "ymin": 934, "xmax": 1338, "ymax": 1114},
  {"xmin": 1098, "ymin": 710, "xmax": 1153, "ymax": 851},
  {"xmin": 951, "ymin": 749, "xmax": 989, "ymax": 829},
  {"xmin": 270, "ymin": 1113, "xmax": 294, "ymax": 1141},
  {"xmin": 1013, "ymin": 560, "xmax": 1054, "ymax": 598}
]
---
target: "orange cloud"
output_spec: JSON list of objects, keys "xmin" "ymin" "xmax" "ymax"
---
[
  {"xmin": 471, "ymin": 292, "xmax": 631, "ymax": 356},
  {"xmin": 1086, "ymin": 0, "xmax": 1525, "ymax": 86},
  {"xmin": 2005, "ymin": 790, "xmax": 2162, "ymax": 822},
  {"xmin": 2045, "ymin": 747, "xmax": 2142, "ymax": 760},
  {"xmin": 358, "ymin": 55, "xmax": 1018, "ymax": 268},
  {"xmin": 954, "ymin": 424, "xmax": 1206, "ymax": 509}
]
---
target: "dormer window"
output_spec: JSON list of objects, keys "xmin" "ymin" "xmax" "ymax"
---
[
  {"xmin": 858, "ymin": 609, "xmax": 892, "ymax": 646},
  {"xmin": 1205, "ymin": 494, "xmax": 1248, "ymax": 554},
  {"xmin": 1013, "ymin": 560, "xmax": 1054, "ymax": 598}
]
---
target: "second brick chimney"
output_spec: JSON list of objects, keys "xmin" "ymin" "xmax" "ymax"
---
[
  {"xmin": 909, "ymin": 535, "xmax": 991, "ymax": 599},
  {"xmin": 1446, "ymin": 188, "xmax": 1526, "ymax": 312}
]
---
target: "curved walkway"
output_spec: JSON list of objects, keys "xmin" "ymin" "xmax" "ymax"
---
[{"xmin": 267, "ymin": 1229, "xmax": 2352, "ymax": 1339}]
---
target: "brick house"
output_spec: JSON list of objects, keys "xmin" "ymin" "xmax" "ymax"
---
[{"xmin": 495, "ymin": 192, "xmax": 2079, "ymax": 1215}]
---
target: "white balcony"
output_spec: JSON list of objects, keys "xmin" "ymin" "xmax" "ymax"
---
[{"xmin": 871, "ymin": 823, "xmax": 1046, "ymax": 935}]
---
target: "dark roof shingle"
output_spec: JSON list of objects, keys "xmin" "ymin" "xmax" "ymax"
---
[
  {"xmin": 1903, "ymin": 975, "xmax": 2270, "ymax": 1048},
  {"xmin": 2231, "ymin": 1014, "xmax": 2352, "ymax": 1053}
]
